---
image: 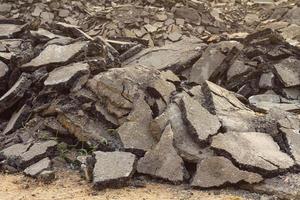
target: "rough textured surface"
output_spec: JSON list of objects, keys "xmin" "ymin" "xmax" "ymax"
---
[
  {"xmin": 247, "ymin": 173, "xmax": 300, "ymax": 200},
  {"xmin": 93, "ymin": 151, "xmax": 136, "ymax": 188},
  {"xmin": 137, "ymin": 124, "xmax": 186, "ymax": 183},
  {"xmin": 189, "ymin": 41, "xmax": 243, "ymax": 84},
  {"xmin": 124, "ymin": 39, "xmax": 205, "ymax": 71},
  {"xmin": 20, "ymin": 41, "xmax": 87, "ymax": 70},
  {"xmin": 44, "ymin": 62, "xmax": 90, "ymax": 89},
  {"xmin": 191, "ymin": 156, "xmax": 263, "ymax": 188},
  {"xmin": 274, "ymin": 57, "xmax": 300, "ymax": 87},
  {"xmin": 0, "ymin": 73, "xmax": 31, "ymax": 113},
  {"xmin": 117, "ymin": 96, "xmax": 155, "ymax": 154},
  {"xmin": 23, "ymin": 157, "xmax": 51, "ymax": 177},
  {"xmin": 180, "ymin": 95, "xmax": 221, "ymax": 143},
  {"xmin": 211, "ymin": 132, "xmax": 294, "ymax": 172}
]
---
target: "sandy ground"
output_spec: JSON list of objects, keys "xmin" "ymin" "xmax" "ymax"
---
[{"xmin": 0, "ymin": 171, "xmax": 249, "ymax": 200}]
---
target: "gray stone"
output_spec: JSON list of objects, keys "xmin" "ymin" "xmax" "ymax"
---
[
  {"xmin": 44, "ymin": 62, "xmax": 90, "ymax": 90},
  {"xmin": 180, "ymin": 95, "xmax": 221, "ymax": 143},
  {"xmin": 0, "ymin": 73, "xmax": 31, "ymax": 113},
  {"xmin": 30, "ymin": 28, "xmax": 60, "ymax": 41},
  {"xmin": 227, "ymin": 60, "xmax": 253, "ymax": 81},
  {"xmin": 150, "ymin": 101, "xmax": 205, "ymax": 162},
  {"xmin": 283, "ymin": 7, "xmax": 300, "ymax": 26},
  {"xmin": 189, "ymin": 41, "xmax": 243, "ymax": 84},
  {"xmin": 24, "ymin": 157, "xmax": 51, "ymax": 177},
  {"xmin": 281, "ymin": 87, "xmax": 300, "ymax": 100},
  {"xmin": 274, "ymin": 57, "xmax": 300, "ymax": 87},
  {"xmin": 168, "ymin": 32, "xmax": 182, "ymax": 42},
  {"xmin": 191, "ymin": 156, "xmax": 263, "ymax": 188},
  {"xmin": 259, "ymin": 72, "xmax": 275, "ymax": 89},
  {"xmin": 278, "ymin": 115, "xmax": 300, "ymax": 165},
  {"xmin": 123, "ymin": 39, "xmax": 205, "ymax": 71},
  {"xmin": 3, "ymin": 104, "xmax": 30, "ymax": 135},
  {"xmin": 0, "ymin": 60, "xmax": 8, "ymax": 80},
  {"xmin": 20, "ymin": 41, "xmax": 87, "ymax": 71},
  {"xmin": 117, "ymin": 96, "xmax": 155, "ymax": 154},
  {"xmin": 93, "ymin": 151, "xmax": 136, "ymax": 188},
  {"xmin": 249, "ymin": 94, "xmax": 300, "ymax": 112},
  {"xmin": 247, "ymin": 173, "xmax": 300, "ymax": 199},
  {"xmin": 0, "ymin": 24, "xmax": 26, "ymax": 39},
  {"xmin": 57, "ymin": 111, "xmax": 119, "ymax": 150},
  {"xmin": 0, "ymin": 143, "xmax": 31, "ymax": 159},
  {"xmin": 211, "ymin": 132, "xmax": 294, "ymax": 172},
  {"xmin": 19, "ymin": 140, "xmax": 57, "ymax": 168},
  {"xmin": 137, "ymin": 124, "xmax": 186, "ymax": 183},
  {"xmin": 203, "ymin": 81, "xmax": 253, "ymax": 113},
  {"xmin": 174, "ymin": 7, "xmax": 201, "ymax": 25}
]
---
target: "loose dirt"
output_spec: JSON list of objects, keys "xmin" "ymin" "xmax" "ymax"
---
[{"xmin": 0, "ymin": 171, "xmax": 247, "ymax": 200}]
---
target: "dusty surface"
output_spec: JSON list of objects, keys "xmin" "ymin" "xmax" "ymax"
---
[{"xmin": 0, "ymin": 172, "xmax": 249, "ymax": 200}]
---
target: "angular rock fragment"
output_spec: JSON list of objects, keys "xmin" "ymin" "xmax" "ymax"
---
[
  {"xmin": 211, "ymin": 132, "xmax": 294, "ymax": 173},
  {"xmin": 278, "ymin": 115, "xmax": 300, "ymax": 164},
  {"xmin": 0, "ymin": 143, "xmax": 31, "ymax": 159},
  {"xmin": 30, "ymin": 28, "xmax": 60, "ymax": 41},
  {"xmin": 20, "ymin": 41, "xmax": 88, "ymax": 71},
  {"xmin": 249, "ymin": 93, "xmax": 300, "ymax": 112},
  {"xmin": 191, "ymin": 156, "xmax": 263, "ymax": 188},
  {"xmin": 180, "ymin": 95, "xmax": 221, "ymax": 144},
  {"xmin": 202, "ymin": 81, "xmax": 256, "ymax": 132},
  {"xmin": 247, "ymin": 173, "xmax": 300, "ymax": 199},
  {"xmin": 3, "ymin": 104, "xmax": 30, "ymax": 135},
  {"xmin": 44, "ymin": 62, "xmax": 90, "ymax": 91},
  {"xmin": 24, "ymin": 157, "xmax": 51, "ymax": 177},
  {"xmin": 124, "ymin": 39, "xmax": 205, "ymax": 72},
  {"xmin": 57, "ymin": 111, "xmax": 120, "ymax": 150},
  {"xmin": 174, "ymin": 7, "xmax": 201, "ymax": 25},
  {"xmin": 259, "ymin": 72, "xmax": 275, "ymax": 89},
  {"xmin": 0, "ymin": 73, "xmax": 31, "ymax": 113},
  {"xmin": 117, "ymin": 96, "xmax": 155, "ymax": 154},
  {"xmin": 18, "ymin": 140, "xmax": 57, "ymax": 168},
  {"xmin": 93, "ymin": 151, "xmax": 136, "ymax": 188},
  {"xmin": 0, "ymin": 23, "xmax": 26, "ymax": 39},
  {"xmin": 0, "ymin": 60, "xmax": 8, "ymax": 80},
  {"xmin": 274, "ymin": 57, "xmax": 300, "ymax": 87},
  {"xmin": 189, "ymin": 41, "xmax": 243, "ymax": 84},
  {"xmin": 151, "ymin": 101, "xmax": 205, "ymax": 162},
  {"xmin": 137, "ymin": 124, "xmax": 186, "ymax": 183}
]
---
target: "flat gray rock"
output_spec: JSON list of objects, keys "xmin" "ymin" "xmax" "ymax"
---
[
  {"xmin": 203, "ymin": 81, "xmax": 252, "ymax": 114},
  {"xmin": 274, "ymin": 57, "xmax": 300, "ymax": 87},
  {"xmin": 278, "ymin": 115, "xmax": 300, "ymax": 165},
  {"xmin": 137, "ymin": 124, "xmax": 186, "ymax": 183},
  {"xmin": 180, "ymin": 95, "xmax": 221, "ymax": 143},
  {"xmin": 0, "ymin": 60, "xmax": 8, "ymax": 80},
  {"xmin": 189, "ymin": 41, "xmax": 243, "ymax": 84},
  {"xmin": 123, "ymin": 39, "xmax": 205, "ymax": 71},
  {"xmin": 0, "ymin": 143, "xmax": 31, "ymax": 159},
  {"xmin": 249, "ymin": 93, "xmax": 300, "ymax": 112},
  {"xmin": 117, "ymin": 96, "xmax": 155, "ymax": 154},
  {"xmin": 211, "ymin": 132, "xmax": 294, "ymax": 172},
  {"xmin": 0, "ymin": 24, "xmax": 26, "ymax": 39},
  {"xmin": 20, "ymin": 41, "xmax": 87, "ymax": 71},
  {"xmin": 191, "ymin": 156, "xmax": 263, "ymax": 188},
  {"xmin": 93, "ymin": 151, "xmax": 136, "ymax": 188},
  {"xmin": 3, "ymin": 104, "xmax": 30, "ymax": 135},
  {"xmin": 44, "ymin": 62, "xmax": 90, "ymax": 90},
  {"xmin": 24, "ymin": 157, "xmax": 51, "ymax": 177},
  {"xmin": 58, "ymin": 111, "xmax": 119, "ymax": 150},
  {"xmin": 19, "ymin": 140, "xmax": 57, "ymax": 168},
  {"xmin": 247, "ymin": 173, "xmax": 300, "ymax": 199},
  {"xmin": 150, "ymin": 101, "xmax": 205, "ymax": 162},
  {"xmin": 0, "ymin": 73, "xmax": 31, "ymax": 113}
]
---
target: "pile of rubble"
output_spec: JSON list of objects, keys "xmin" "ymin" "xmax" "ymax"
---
[{"xmin": 0, "ymin": 0, "xmax": 300, "ymax": 199}]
